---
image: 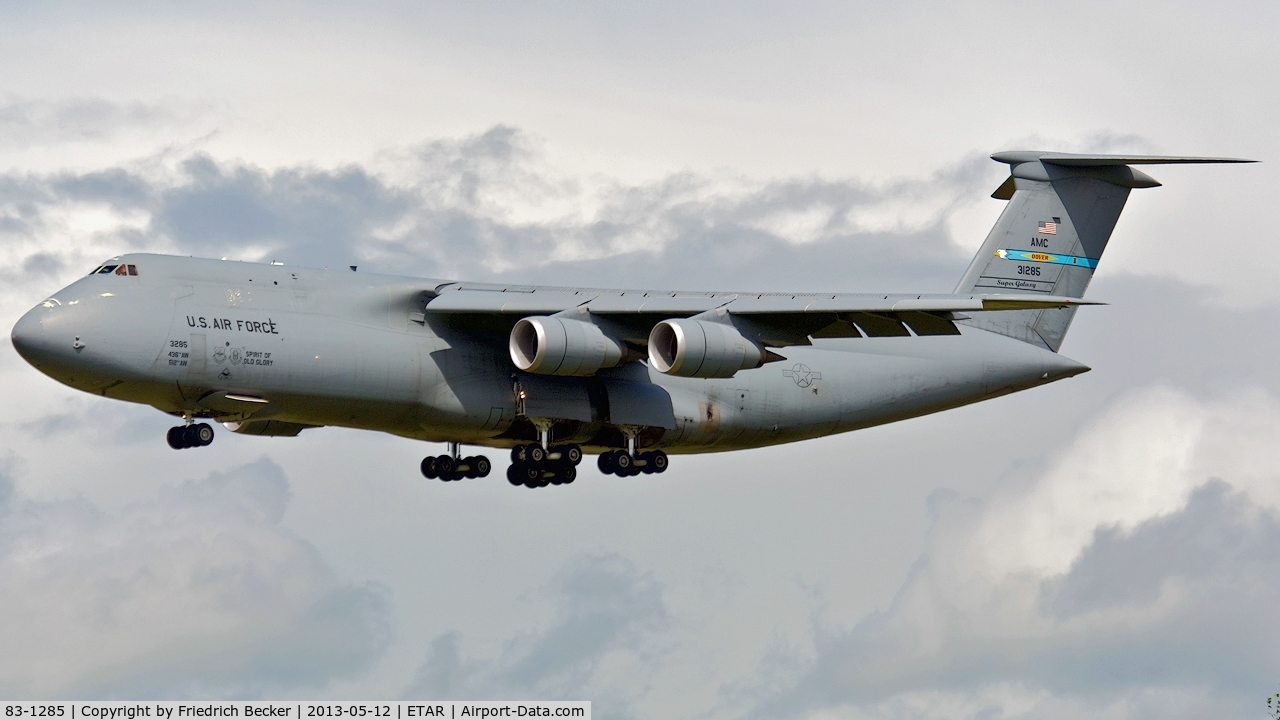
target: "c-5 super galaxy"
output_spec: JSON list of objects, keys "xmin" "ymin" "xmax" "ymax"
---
[{"xmin": 10, "ymin": 152, "xmax": 1251, "ymax": 487}]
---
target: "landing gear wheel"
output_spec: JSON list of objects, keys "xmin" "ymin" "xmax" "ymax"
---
[
  {"xmin": 511, "ymin": 444, "xmax": 528, "ymax": 464},
  {"xmin": 641, "ymin": 451, "xmax": 666, "ymax": 474},
  {"xmin": 475, "ymin": 456, "xmax": 492, "ymax": 477},
  {"xmin": 564, "ymin": 445, "xmax": 583, "ymax": 465},
  {"xmin": 649, "ymin": 450, "xmax": 668, "ymax": 473},
  {"xmin": 437, "ymin": 455, "xmax": 455, "ymax": 479},
  {"xmin": 520, "ymin": 465, "xmax": 541, "ymax": 488},
  {"xmin": 167, "ymin": 426, "xmax": 185, "ymax": 450},
  {"xmin": 421, "ymin": 456, "xmax": 439, "ymax": 479},
  {"xmin": 182, "ymin": 425, "xmax": 201, "ymax": 447},
  {"xmin": 528, "ymin": 445, "xmax": 547, "ymax": 465},
  {"xmin": 614, "ymin": 451, "xmax": 633, "ymax": 474},
  {"xmin": 507, "ymin": 464, "xmax": 524, "ymax": 486},
  {"xmin": 561, "ymin": 465, "xmax": 577, "ymax": 484},
  {"xmin": 597, "ymin": 452, "xmax": 616, "ymax": 474},
  {"xmin": 194, "ymin": 423, "xmax": 215, "ymax": 446}
]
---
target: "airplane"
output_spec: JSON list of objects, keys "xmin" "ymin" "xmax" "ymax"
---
[{"xmin": 9, "ymin": 151, "xmax": 1252, "ymax": 488}]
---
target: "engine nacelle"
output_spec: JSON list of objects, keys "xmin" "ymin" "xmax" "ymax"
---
[
  {"xmin": 510, "ymin": 316, "xmax": 629, "ymax": 376},
  {"xmin": 648, "ymin": 318, "xmax": 765, "ymax": 378}
]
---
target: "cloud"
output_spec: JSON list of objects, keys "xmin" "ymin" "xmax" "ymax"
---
[
  {"xmin": 0, "ymin": 457, "xmax": 391, "ymax": 699},
  {"xmin": 0, "ymin": 125, "xmax": 992, "ymax": 311},
  {"xmin": 406, "ymin": 553, "xmax": 669, "ymax": 718},
  {"xmin": 738, "ymin": 387, "xmax": 1280, "ymax": 720},
  {"xmin": 0, "ymin": 98, "xmax": 196, "ymax": 149}
]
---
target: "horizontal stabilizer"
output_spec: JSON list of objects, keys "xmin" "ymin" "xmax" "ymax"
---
[{"xmin": 993, "ymin": 151, "xmax": 1255, "ymax": 166}]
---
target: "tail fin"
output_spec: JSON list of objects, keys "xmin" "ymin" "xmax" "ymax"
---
[{"xmin": 955, "ymin": 152, "xmax": 1252, "ymax": 351}]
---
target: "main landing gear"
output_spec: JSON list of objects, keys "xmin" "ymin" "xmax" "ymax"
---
[
  {"xmin": 507, "ymin": 442, "xmax": 583, "ymax": 488},
  {"xmin": 421, "ymin": 442, "xmax": 492, "ymax": 482},
  {"xmin": 598, "ymin": 449, "xmax": 668, "ymax": 476},
  {"xmin": 167, "ymin": 423, "xmax": 214, "ymax": 449},
  {"xmin": 598, "ymin": 432, "xmax": 668, "ymax": 477}
]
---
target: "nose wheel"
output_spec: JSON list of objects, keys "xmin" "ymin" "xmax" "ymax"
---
[{"xmin": 167, "ymin": 423, "xmax": 214, "ymax": 449}]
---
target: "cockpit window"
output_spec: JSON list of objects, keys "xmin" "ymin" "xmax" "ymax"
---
[{"xmin": 87, "ymin": 264, "xmax": 137, "ymax": 276}]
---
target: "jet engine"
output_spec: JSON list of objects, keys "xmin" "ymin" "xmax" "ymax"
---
[
  {"xmin": 648, "ymin": 318, "xmax": 765, "ymax": 378},
  {"xmin": 509, "ymin": 316, "xmax": 630, "ymax": 376}
]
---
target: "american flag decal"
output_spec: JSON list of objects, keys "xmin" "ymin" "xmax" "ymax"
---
[{"xmin": 1037, "ymin": 220, "xmax": 1058, "ymax": 235}]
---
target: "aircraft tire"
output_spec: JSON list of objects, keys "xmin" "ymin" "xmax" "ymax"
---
[
  {"xmin": 167, "ymin": 426, "xmax": 185, "ymax": 450},
  {"xmin": 565, "ymin": 445, "xmax": 583, "ymax": 465},
  {"xmin": 597, "ymin": 452, "xmax": 616, "ymax": 475},
  {"xmin": 650, "ymin": 450, "xmax": 668, "ymax": 473},
  {"xmin": 519, "ymin": 465, "xmax": 542, "ymax": 488},
  {"xmin": 195, "ymin": 423, "xmax": 215, "ymax": 446},
  {"xmin": 421, "ymin": 456, "xmax": 439, "ymax": 479},
  {"xmin": 507, "ymin": 464, "xmax": 523, "ymax": 486},
  {"xmin": 182, "ymin": 425, "xmax": 201, "ymax": 448},
  {"xmin": 614, "ymin": 452, "xmax": 633, "ymax": 474},
  {"xmin": 437, "ymin": 455, "xmax": 455, "ymax": 478},
  {"xmin": 561, "ymin": 466, "xmax": 577, "ymax": 484},
  {"xmin": 640, "ymin": 452, "xmax": 657, "ymax": 474},
  {"xmin": 528, "ymin": 445, "xmax": 547, "ymax": 466},
  {"xmin": 511, "ymin": 444, "xmax": 527, "ymax": 464},
  {"xmin": 475, "ymin": 456, "xmax": 492, "ymax": 477}
]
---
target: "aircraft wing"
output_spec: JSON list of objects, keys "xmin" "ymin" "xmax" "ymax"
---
[
  {"xmin": 424, "ymin": 283, "xmax": 1098, "ymax": 314},
  {"xmin": 421, "ymin": 283, "xmax": 1101, "ymax": 345}
]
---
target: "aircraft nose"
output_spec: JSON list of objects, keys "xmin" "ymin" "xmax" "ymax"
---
[{"xmin": 10, "ymin": 306, "xmax": 46, "ymax": 365}]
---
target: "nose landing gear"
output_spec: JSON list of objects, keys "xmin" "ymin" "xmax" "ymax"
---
[
  {"xmin": 167, "ymin": 423, "xmax": 214, "ymax": 449},
  {"xmin": 421, "ymin": 442, "xmax": 492, "ymax": 482}
]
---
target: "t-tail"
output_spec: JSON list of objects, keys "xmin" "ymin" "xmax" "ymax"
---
[{"xmin": 954, "ymin": 152, "xmax": 1253, "ymax": 351}]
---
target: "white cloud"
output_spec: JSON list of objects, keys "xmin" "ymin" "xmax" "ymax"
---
[
  {"xmin": 745, "ymin": 387, "xmax": 1280, "ymax": 719},
  {"xmin": 0, "ymin": 457, "xmax": 390, "ymax": 699},
  {"xmin": 0, "ymin": 124, "xmax": 980, "ymax": 307},
  {"xmin": 405, "ymin": 554, "xmax": 669, "ymax": 718},
  {"xmin": 0, "ymin": 98, "xmax": 198, "ymax": 150}
]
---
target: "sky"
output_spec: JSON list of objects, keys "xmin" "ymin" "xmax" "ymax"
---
[{"xmin": 1, "ymin": 1, "xmax": 1278, "ymax": 717}]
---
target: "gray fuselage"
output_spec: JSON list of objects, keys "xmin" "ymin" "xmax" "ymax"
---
[{"xmin": 11, "ymin": 254, "xmax": 1089, "ymax": 455}]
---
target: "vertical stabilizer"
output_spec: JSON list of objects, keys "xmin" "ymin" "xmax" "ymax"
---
[{"xmin": 955, "ymin": 152, "xmax": 1252, "ymax": 351}]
